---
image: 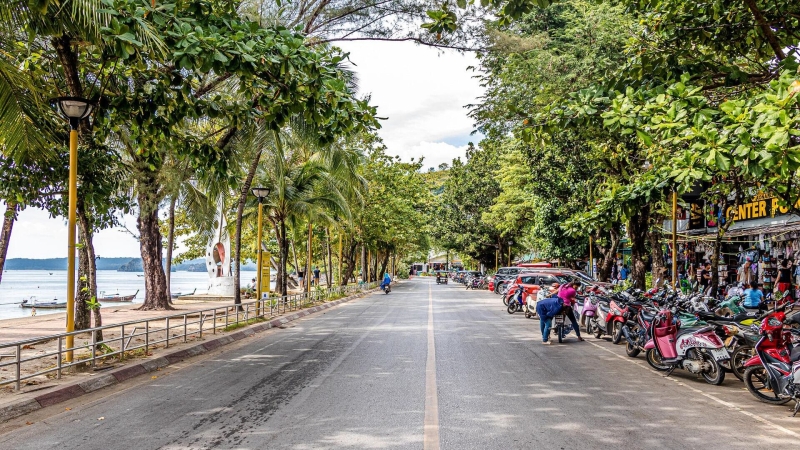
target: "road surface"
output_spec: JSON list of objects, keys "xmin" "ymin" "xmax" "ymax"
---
[{"xmin": 1, "ymin": 277, "xmax": 799, "ymax": 449}]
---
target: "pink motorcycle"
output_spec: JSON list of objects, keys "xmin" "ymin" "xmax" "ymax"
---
[{"xmin": 644, "ymin": 308, "xmax": 729, "ymax": 385}]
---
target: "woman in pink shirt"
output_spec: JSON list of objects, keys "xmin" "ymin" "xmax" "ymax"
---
[{"xmin": 557, "ymin": 281, "xmax": 584, "ymax": 341}]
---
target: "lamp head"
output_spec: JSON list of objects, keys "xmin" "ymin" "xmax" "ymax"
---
[
  {"xmin": 51, "ymin": 97, "xmax": 94, "ymax": 129},
  {"xmin": 252, "ymin": 187, "xmax": 270, "ymax": 200}
]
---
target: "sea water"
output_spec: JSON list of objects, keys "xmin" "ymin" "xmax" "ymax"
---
[{"xmin": 0, "ymin": 270, "xmax": 274, "ymax": 320}]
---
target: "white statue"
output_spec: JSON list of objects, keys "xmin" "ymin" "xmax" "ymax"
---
[{"xmin": 206, "ymin": 202, "xmax": 235, "ymax": 296}]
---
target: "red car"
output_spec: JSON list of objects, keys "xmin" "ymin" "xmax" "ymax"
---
[{"xmin": 506, "ymin": 270, "xmax": 609, "ymax": 304}]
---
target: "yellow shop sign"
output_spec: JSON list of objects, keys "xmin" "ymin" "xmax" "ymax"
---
[{"xmin": 725, "ymin": 192, "xmax": 800, "ymax": 221}]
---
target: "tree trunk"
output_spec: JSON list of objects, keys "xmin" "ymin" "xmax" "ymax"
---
[
  {"xmin": 742, "ymin": 0, "xmax": 786, "ymax": 60},
  {"xmin": 75, "ymin": 224, "xmax": 91, "ymax": 331},
  {"xmin": 279, "ymin": 219, "xmax": 290, "ymax": 297},
  {"xmin": 136, "ymin": 187, "xmax": 171, "ymax": 310},
  {"xmin": 76, "ymin": 203, "xmax": 102, "ymax": 342},
  {"xmin": 233, "ymin": 149, "xmax": 263, "ymax": 308},
  {"xmin": 648, "ymin": 213, "xmax": 666, "ymax": 289},
  {"xmin": 325, "ymin": 228, "xmax": 333, "ymax": 288},
  {"xmin": 596, "ymin": 225, "xmax": 621, "ymax": 282},
  {"xmin": 165, "ymin": 196, "xmax": 176, "ymax": 304},
  {"xmin": 0, "ymin": 201, "xmax": 18, "ymax": 283},
  {"xmin": 627, "ymin": 205, "xmax": 650, "ymax": 290},
  {"xmin": 340, "ymin": 240, "xmax": 358, "ymax": 286},
  {"xmin": 291, "ymin": 238, "xmax": 300, "ymax": 283},
  {"xmin": 379, "ymin": 251, "xmax": 389, "ymax": 281}
]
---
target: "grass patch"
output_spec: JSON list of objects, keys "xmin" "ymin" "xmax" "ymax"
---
[{"xmin": 223, "ymin": 316, "xmax": 267, "ymax": 332}]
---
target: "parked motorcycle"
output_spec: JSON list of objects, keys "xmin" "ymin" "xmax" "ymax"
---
[
  {"xmin": 507, "ymin": 287, "xmax": 525, "ymax": 314},
  {"xmin": 644, "ymin": 308, "xmax": 728, "ymax": 385},
  {"xmin": 552, "ymin": 312, "xmax": 572, "ymax": 343},
  {"xmin": 742, "ymin": 303, "xmax": 800, "ymax": 414},
  {"xmin": 587, "ymin": 297, "xmax": 628, "ymax": 344}
]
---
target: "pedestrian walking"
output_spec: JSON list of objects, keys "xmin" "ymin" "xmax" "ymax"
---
[
  {"xmin": 557, "ymin": 281, "xmax": 584, "ymax": 341},
  {"xmin": 313, "ymin": 266, "xmax": 321, "ymax": 286}
]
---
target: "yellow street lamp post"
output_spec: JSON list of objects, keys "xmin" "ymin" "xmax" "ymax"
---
[
  {"xmin": 52, "ymin": 97, "xmax": 93, "ymax": 363},
  {"xmin": 252, "ymin": 187, "xmax": 271, "ymax": 315}
]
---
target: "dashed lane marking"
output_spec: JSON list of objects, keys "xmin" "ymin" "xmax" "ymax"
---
[{"xmin": 424, "ymin": 281, "xmax": 440, "ymax": 450}]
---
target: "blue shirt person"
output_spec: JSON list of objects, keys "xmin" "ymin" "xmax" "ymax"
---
[
  {"xmin": 380, "ymin": 273, "xmax": 391, "ymax": 289},
  {"xmin": 535, "ymin": 296, "xmax": 564, "ymax": 344},
  {"xmin": 743, "ymin": 284, "xmax": 763, "ymax": 308}
]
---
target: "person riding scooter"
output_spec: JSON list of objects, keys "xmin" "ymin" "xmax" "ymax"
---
[
  {"xmin": 380, "ymin": 273, "xmax": 392, "ymax": 291},
  {"xmin": 536, "ymin": 296, "xmax": 564, "ymax": 345}
]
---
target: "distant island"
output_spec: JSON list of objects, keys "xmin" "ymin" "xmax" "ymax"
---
[{"xmin": 4, "ymin": 257, "xmax": 257, "ymax": 272}]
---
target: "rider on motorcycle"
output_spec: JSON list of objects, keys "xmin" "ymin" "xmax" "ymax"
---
[
  {"xmin": 380, "ymin": 272, "xmax": 392, "ymax": 290},
  {"xmin": 558, "ymin": 281, "xmax": 585, "ymax": 342}
]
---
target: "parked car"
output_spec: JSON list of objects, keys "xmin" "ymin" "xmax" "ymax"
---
[{"xmin": 490, "ymin": 267, "xmax": 526, "ymax": 294}]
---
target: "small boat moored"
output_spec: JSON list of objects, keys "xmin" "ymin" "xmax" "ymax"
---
[
  {"xmin": 20, "ymin": 296, "xmax": 67, "ymax": 309},
  {"xmin": 99, "ymin": 290, "xmax": 139, "ymax": 302},
  {"xmin": 170, "ymin": 288, "xmax": 197, "ymax": 299}
]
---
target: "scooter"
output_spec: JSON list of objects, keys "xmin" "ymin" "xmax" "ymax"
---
[
  {"xmin": 525, "ymin": 287, "xmax": 549, "ymax": 319},
  {"xmin": 742, "ymin": 303, "xmax": 800, "ymax": 414},
  {"xmin": 507, "ymin": 284, "xmax": 525, "ymax": 314},
  {"xmin": 580, "ymin": 295, "xmax": 598, "ymax": 333},
  {"xmin": 552, "ymin": 312, "xmax": 573, "ymax": 343},
  {"xmin": 588, "ymin": 297, "xmax": 628, "ymax": 344},
  {"xmin": 622, "ymin": 302, "xmax": 657, "ymax": 357},
  {"xmin": 382, "ymin": 283, "xmax": 391, "ymax": 294},
  {"xmin": 644, "ymin": 308, "xmax": 729, "ymax": 385}
]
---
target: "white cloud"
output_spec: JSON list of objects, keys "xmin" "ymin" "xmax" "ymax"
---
[{"xmin": 338, "ymin": 40, "xmax": 483, "ymax": 164}]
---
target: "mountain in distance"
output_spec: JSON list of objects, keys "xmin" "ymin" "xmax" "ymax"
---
[{"xmin": 5, "ymin": 257, "xmax": 257, "ymax": 271}]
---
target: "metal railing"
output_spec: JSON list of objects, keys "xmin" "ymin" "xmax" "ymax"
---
[{"xmin": 0, "ymin": 282, "xmax": 377, "ymax": 390}]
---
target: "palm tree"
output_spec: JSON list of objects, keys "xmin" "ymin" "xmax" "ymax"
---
[{"xmin": 255, "ymin": 130, "xmax": 352, "ymax": 296}]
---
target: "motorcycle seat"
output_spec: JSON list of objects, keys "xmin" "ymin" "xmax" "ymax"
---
[
  {"xmin": 598, "ymin": 304, "xmax": 610, "ymax": 313},
  {"xmin": 640, "ymin": 311, "xmax": 655, "ymax": 322},
  {"xmin": 676, "ymin": 326, "xmax": 706, "ymax": 337}
]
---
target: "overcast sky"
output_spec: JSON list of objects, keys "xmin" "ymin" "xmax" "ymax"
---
[{"xmin": 5, "ymin": 41, "xmax": 483, "ymax": 259}]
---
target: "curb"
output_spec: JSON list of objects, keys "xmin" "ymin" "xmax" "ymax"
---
[{"xmin": 0, "ymin": 289, "xmax": 377, "ymax": 423}]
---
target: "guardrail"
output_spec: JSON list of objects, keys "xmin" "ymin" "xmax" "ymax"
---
[{"xmin": 0, "ymin": 282, "xmax": 377, "ymax": 390}]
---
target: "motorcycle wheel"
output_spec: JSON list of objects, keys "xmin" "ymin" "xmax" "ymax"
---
[
  {"xmin": 611, "ymin": 322, "xmax": 624, "ymax": 345},
  {"xmin": 730, "ymin": 345, "xmax": 753, "ymax": 382},
  {"xmin": 507, "ymin": 304, "xmax": 516, "ymax": 314},
  {"xmin": 645, "ymin": 349, "xmax": 671, "ymax": 371},
  {"xmin": 592, "ymin": 321, "xmax": 602, "ymax": 339},
  {"xmin": 743, "ymin": 366, "xmax": 792, "ymax": 405},
  {"xmin": 625, "ymin": 341, "xmax": 640, "ymax": 358},
  {"xmin": 502, "ymin": 295, "xmax": 509, "ymax": 307},
  {"xmin": 557, "ymin": 325, "xmax": 563, "ymax": 344},
  {"xmin": 525, "ymin": 312, "xmax": 531, "ymax": 318},
  {"xmin": 700, "ymin": 352, "xmax": 725, "ymax": 385},
  {"xmin": 498, "ymin": 284, "xmax": 508, "ymax": 295}
]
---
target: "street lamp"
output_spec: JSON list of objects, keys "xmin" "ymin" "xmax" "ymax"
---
[
  {"xmin": 51, "ymin": 96, "xmax": 93, "ymax": 363},
  {"xmin": 252, "ymin": 187, "xmax": 270, "ymax": 314}
]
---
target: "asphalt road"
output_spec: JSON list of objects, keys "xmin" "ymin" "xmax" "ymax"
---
[{"xmin": 2, "ymin": 277, "xmax": 800, "ymax": 449}]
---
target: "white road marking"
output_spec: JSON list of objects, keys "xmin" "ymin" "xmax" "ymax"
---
[
  {"xmin": 424, "ymin": 281, "xmax": 440, "ymax": 450},
  {"xmin": 586, "ymin": 339, "xmax": 800, "ymax": 437}
]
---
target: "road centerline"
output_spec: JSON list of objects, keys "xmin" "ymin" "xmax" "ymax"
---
[{"xmin": 424, "ymin": 281, "xmax": 440, "ymax": 450}]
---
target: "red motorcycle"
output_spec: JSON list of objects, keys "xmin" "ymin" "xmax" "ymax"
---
[
  {"xmin": 644, "ymin": 308, "xmax": 728, "ymax": 385},
  {"xmin": 588, "ymin": 296, "xmax": 630, "ymax": 344},
  {"xmin": 742, "ymin": 303, "xmax": 800, "ymax": 415}
]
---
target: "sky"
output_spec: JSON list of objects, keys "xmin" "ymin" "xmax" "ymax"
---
[{"xmin": 5, "ymin": 41, "xmax": 484, "ymax": 260}]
